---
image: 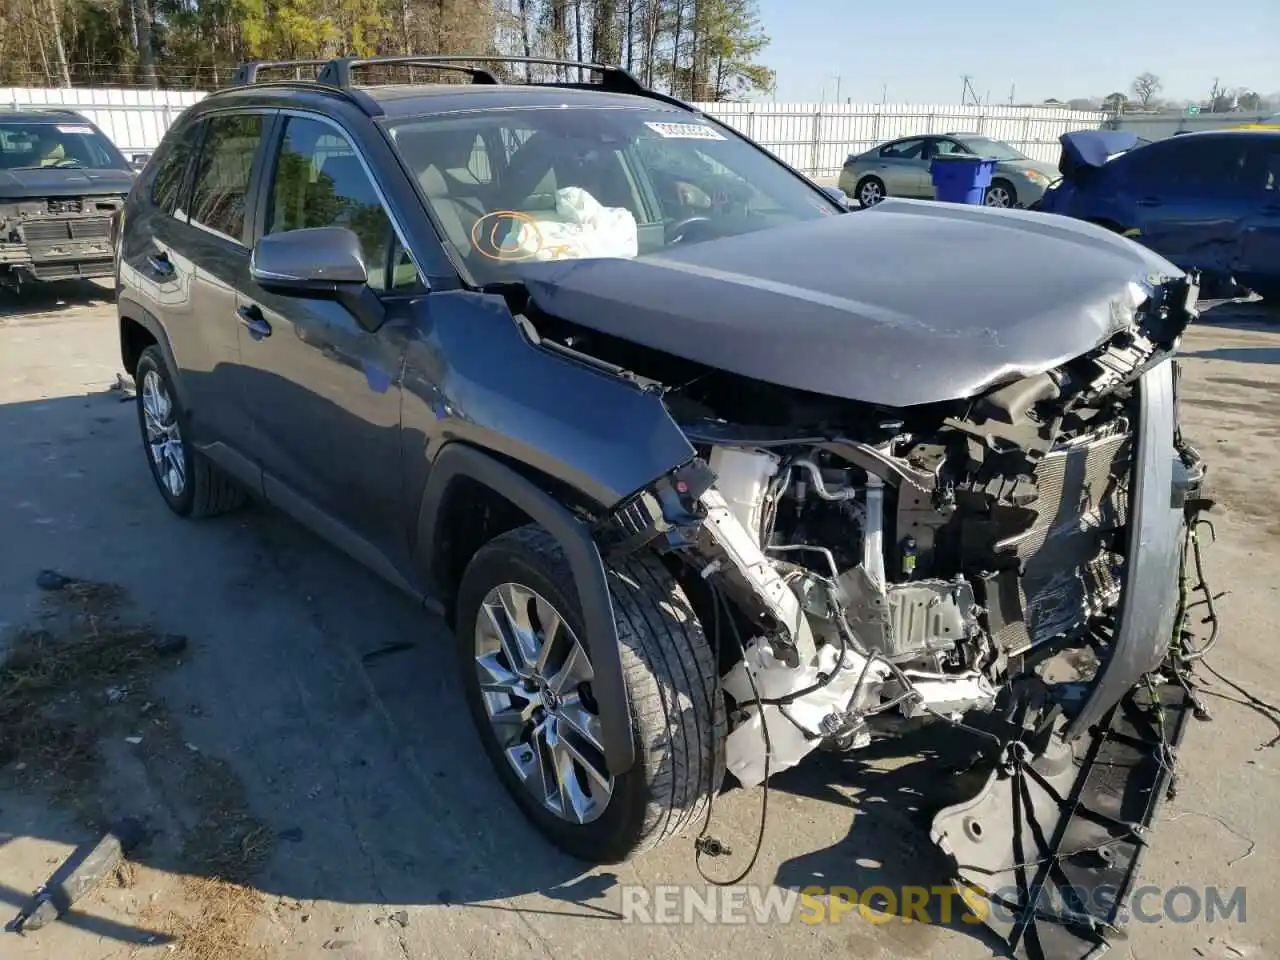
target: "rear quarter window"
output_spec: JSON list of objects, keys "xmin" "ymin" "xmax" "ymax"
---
[
  {"xmin": 187, "ymin": 113, "xmax": 266, "ymax": 242},
  {"xmin": 151, "ymin": 121, "xmax": 203, "ymax": 216}
]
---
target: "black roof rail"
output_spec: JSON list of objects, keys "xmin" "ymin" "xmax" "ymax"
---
[
  {"xmin": 226, "ymin": 54, "xmax": 687, "ymax": 115},
  {"xmin": 218, "ymin": 77, "xmax": 385, "ymax": 117},
  {"xmin": 317, "ymin": 55, "xmax": 649, "ymax": 97},
  {"xmin": 233, "ymin": 54, "xmax": 653, "ymax": 96}
]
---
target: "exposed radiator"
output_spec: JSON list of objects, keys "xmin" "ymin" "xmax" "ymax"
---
[
  {"xmin": 995, "ymin": 420, "xmax": 1132, "ymax": 651},
  {"xmin": 22, "ymin": 217, "xmax": 114, "ymax": 243}
]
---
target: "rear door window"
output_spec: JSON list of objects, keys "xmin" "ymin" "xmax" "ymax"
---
[
  {"xmin": 930, "ymin": 138, "xmax": 970, "ymax": 157},
  {"xmin": 1254, "ymin": 141, "xmax": 1280, "ymax": 194},
  {"xmin": 1122, "ymin": 137, "xmax": 1249, "ymax": 197},
  {"xmin": 187, "ymin": 113, "xmax": 265, "ymax": 242},
  {"xmin": 880, "ymin": 139, "xmax": 925, "ymax": 160}
]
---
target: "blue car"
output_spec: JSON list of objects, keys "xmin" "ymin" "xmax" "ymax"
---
[{"xmin": 1037, "ymin": 129, "xmax": 1280, "ymax": 298}]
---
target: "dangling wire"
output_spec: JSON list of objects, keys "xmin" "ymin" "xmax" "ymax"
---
[{"xmin": 693, "ymin": 581, "xmax": 771, "ymax": 886}]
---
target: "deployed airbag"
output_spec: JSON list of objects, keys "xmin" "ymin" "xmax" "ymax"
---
[{"xmin": 501, "ymin": 186, "xmax": 638, "ymax": 262}]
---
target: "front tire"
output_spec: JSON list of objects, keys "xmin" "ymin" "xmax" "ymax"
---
[
  {"xmin": 854, "ymin": 175, "xmax": 886, "ymax": 207},
  {"xmin": 456, "ymin": 525, "xmax": 725, "ymax": 863},
  {"xmin": 984, "ymin": 178, "xmax": 1018, "ymax": 208},
  {"xmin": 135, "ymin": 345, "xmax": 246, "ymax": 518}
]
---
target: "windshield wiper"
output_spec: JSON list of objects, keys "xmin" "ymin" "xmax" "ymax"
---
[{"xmin": 9, "ymin": 161, "xmax": 84, "ymax": 170}]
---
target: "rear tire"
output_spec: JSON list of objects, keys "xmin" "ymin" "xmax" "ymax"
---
[
  {"xmin": 456, "ymin": 524, "xmax": 725, "ymax": 863},
  {"xmin": 135, "ymin": 345, "xmax": 246, "ymax": 519}
]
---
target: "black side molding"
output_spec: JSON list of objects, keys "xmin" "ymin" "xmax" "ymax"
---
[{"xmin": 416, "ymin": 443, "xmax": 636, "ymax": 777}]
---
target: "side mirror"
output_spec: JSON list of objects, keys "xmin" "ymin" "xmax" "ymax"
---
[
  {"xmin": 250, "ymin": 226, "xmax": 385, "ymax": 331},
  {"xmin": 130, "ymin": 153, "xmax": 151, "ymax": 171}
]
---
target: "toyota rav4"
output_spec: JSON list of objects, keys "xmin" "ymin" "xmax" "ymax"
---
[{"xmin": 115, "ymin": 56, "xmax": 1213, "ymax": 959}]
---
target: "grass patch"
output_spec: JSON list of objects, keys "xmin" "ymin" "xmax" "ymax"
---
[{"xmin": 0, "ymin": 576, "xmax": 275, "ymax": 960}]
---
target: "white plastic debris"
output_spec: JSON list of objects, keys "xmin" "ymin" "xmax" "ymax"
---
[
  {"xmin": 501, "ymin": 187, "xmax": 638, "ymax": 262},
  {"xmin": 721, "ymin": 639, "xmax": 889, "ymax": 788}
]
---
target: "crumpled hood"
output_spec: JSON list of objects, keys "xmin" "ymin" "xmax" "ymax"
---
[
  {"xmin": 517, "ymin": 199, "xmax": 1184, "ymax": 407},
  {"xmin": 0, "ymin": 167, "xmax": 134, "ymax": 200},
  {"xmin": 1058, "ymin": 130, "xmax": 1142, "ymax": 173}
]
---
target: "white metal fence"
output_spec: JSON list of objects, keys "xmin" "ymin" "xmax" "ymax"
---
[
  {"xmin": 3, "ymin": 87, "xmax": 1104, "ymax": 177},
  {"xmin": 694, "ymin": 102, "xmax": 1105, "ymax": 176}
]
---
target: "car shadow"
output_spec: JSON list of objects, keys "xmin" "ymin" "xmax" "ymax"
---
[
  {"xmin": 0, "ymin": 372, "xmax": 1002, "ymax": 956},
  {"xmin": 1194, "ymin": 295, "xmax": 1280, "ymax": 334},
  {"xmin": 0, "ymin": 279, "xmax": 114, "ymax": 318},
  {"xmin": 1183, "ymin": 346, "xmax": 1280, "ymax": 365},
  {"xmin": 766, "ymin": 728, "xmax": 1008, "ymax": 953}
]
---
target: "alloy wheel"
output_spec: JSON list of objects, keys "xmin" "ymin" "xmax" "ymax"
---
[
  {"xmin": 474, "ymin": 582, "xmax": 613, "ymax": 824},
  {"xmin": 141, "ymin": 369, "xmax": 186, "ymax": 498},
  {"xmin": 985, "ymin": 184, "xmax": 1013, "ymax": 208},
  {"xmin": 859, "ymin": 180, "xmax": 884, "ymax": 206}
]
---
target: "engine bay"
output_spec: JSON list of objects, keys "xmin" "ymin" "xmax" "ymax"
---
[{"xmin": 556, "ymin": 273, "xmax": 1197, "ymax": 789}]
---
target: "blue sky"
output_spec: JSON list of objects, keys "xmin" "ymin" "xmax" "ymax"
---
[{"xmin": 758, "ymin": 0, "xmax": 1280, "ymax": 104}]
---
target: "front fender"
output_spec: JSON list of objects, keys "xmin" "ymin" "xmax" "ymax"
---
[
  {"xmin": 416, "ymin": 443, "xmax": 637, "ymax": 776},
  {"xmin": 400, "ymin": 290, "xmax": 696, "ymax": 516}
]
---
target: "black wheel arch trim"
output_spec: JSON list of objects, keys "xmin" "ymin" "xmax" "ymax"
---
[
  {"xmin": 416, "ymin": 442, "xmax": 637, "ymax": 777},
  {"xmin": 118, "ymin": 298, "xmax": 188, "ymax": 408}
]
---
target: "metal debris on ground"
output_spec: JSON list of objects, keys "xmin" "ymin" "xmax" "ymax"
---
[
  {"xmin": 359, "ymin": 640, "xmax": 416, "ymax": 663},
  {"xmin": 151, "ymin": 633, "xmax": 189, "ymax": 656},
  {"xmin": 114, "ymin": 371, "xmax": 136, "ymax": 400},
  {"xmin": 5, "ymin": 818, "xmax": 145, "ymax": 934},
  {"xmin": 35, "ymin": 569, "xmax": 76, "ymax": 591}
]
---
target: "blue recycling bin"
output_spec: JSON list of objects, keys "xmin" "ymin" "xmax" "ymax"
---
[{"xmin": 930, "ymin": 155, "xmax": 996, "ymax": 205}]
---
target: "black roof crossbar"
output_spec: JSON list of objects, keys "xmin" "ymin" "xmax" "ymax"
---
[
  {"xmin": 317, "ymin": 56, "xmax": 503, "ymax": 87},
  {"xmin": 232, "ymin": 60, "xmax": 330, "ymax": 85},
  {"xmin": 232, "ymin": 54, "xmax": 651, "ymax": 97}
]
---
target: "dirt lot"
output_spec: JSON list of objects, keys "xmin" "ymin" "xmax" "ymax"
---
[{"xmin": 1, "ymin": 280, "xmax": 1278, "ymax": 960}]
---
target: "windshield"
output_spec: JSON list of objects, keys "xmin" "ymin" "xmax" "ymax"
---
[
  {"xmin": 0, "ymin": 120, "xmax": 128, "ymax": 171},
  {"xmin": 954, "ymin": 136, "xmax": 1029, "ymax": 162},
  {"xmin": 386, "ymin": 107, "xmax": 838, "ymax": 285}
]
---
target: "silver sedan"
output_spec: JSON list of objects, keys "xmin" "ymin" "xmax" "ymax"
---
[{"xmin": 838, "ymin": 133, "xmax": 1060, "ymax": 208}]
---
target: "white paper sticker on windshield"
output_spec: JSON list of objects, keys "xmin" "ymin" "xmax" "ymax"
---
[
  {"xmin": 644, "ymin": 121, "xmax": 726, "ymax": 141},
  {"xmin": 55, "ymin": 124, "xmax": 94, "ymax": 135}
]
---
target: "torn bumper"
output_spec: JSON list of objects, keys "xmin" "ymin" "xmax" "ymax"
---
[
  {"xmin": 1068, "ymin": 359, "xmax": 1186, "ymax": 739},
  {"xmin": 931, "ymin": 678, "xmax": 1193, "ymax": 960},
  {"xmin": 1, "ymin": 199, "xmax": 122, "ymax": 284},
  {"xmin": 932, "ymin": 359, "xmax": 1203, "ymax": 958}
]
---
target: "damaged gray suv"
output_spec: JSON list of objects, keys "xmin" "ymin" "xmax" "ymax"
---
[{"xmin": 116, "ymin": 56, "xmax": 1212, "ymax": 958}]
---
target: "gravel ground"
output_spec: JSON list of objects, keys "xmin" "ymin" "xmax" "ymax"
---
[{"xmin": 1, "ymin": 280, "xmax": 1277, "ymax": 960}]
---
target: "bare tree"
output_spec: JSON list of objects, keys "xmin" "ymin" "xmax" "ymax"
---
[
  {"xmin": 1130, "ymin": 71, "xmax": 1161, "ymax": 109},
  {"xmin": 1206, "ymin": 77, "xmax": 1231, "ymax": 112}
]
